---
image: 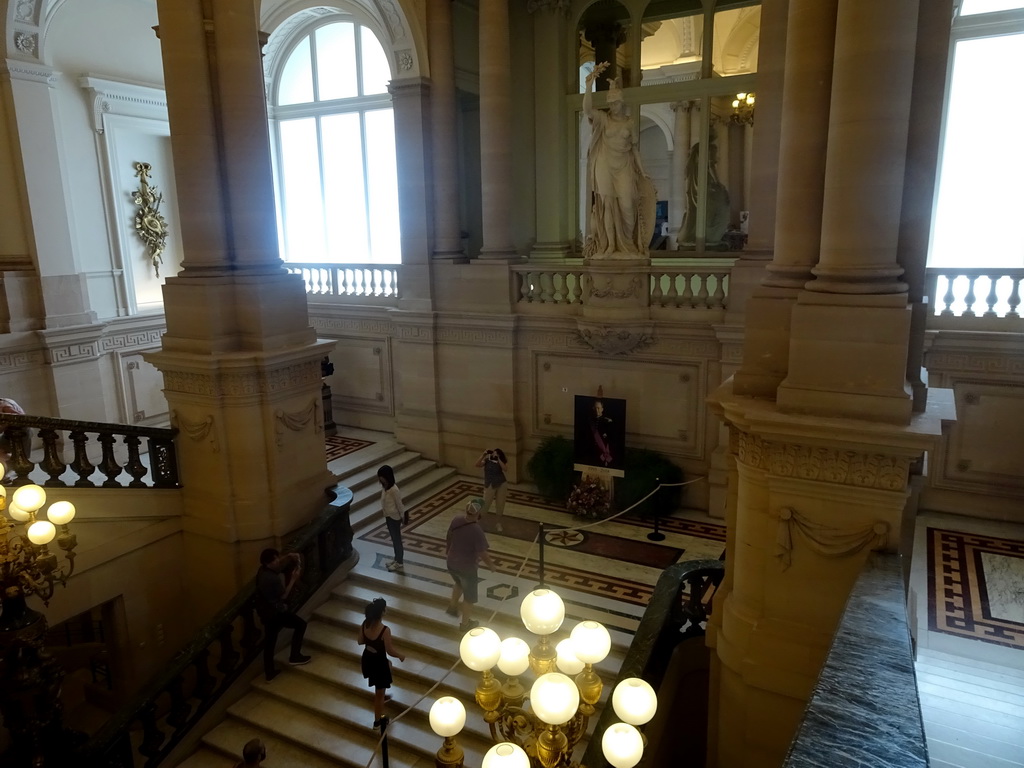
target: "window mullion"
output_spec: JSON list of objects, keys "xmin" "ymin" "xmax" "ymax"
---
[
  {"xmin": 317, "ymin": 115, "xmax": 330, "ymax": 261},
  {"xmin": 360, "ymin": 110, "xmax": 373, "ymax": 263}
]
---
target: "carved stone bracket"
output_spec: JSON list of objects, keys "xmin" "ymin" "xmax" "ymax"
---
[
  {"xmin": 775, "ymin": 506, "xmax": 889, "ymax": 570},
  {"xmin": 576, "ymin": 322, "xmax": 654, "ymax": 356},
  {"xmin": 274, "ymin": 399, "xmax": 322, "ymax": 448}
]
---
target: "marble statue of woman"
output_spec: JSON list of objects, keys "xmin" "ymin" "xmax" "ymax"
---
[{"xmin": 582, "ymin": 62, "xmax": 656, "ymax": 258}]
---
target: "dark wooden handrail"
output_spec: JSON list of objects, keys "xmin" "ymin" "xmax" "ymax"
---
[
  {"xmin": 76, "ymin": 486, "xmax": 355, "ymax": 768},
  {"xmin": 0, "ymin": 413, "xmax": 179, "ymax": 489},
  {"xmin": 579, "ymin": 559, "xmax": 725, "ymax": 768}
]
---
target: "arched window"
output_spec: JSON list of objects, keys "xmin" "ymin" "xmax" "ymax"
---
[{"xmin": 271, "ymin": 20, "xmax": 400, "ymax": 264}]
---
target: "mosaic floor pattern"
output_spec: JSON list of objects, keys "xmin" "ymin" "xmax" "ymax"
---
[
  {"xmin": 324, "ymin": 435, "xmax": 373, "ymax": 462},
  {"xmin": 358, "ymin": 480, "xmax": 726, "ymax": 608},
  {"xmin": 927, "ymin": 527, "xmax": 1024, "ymax": 651}
]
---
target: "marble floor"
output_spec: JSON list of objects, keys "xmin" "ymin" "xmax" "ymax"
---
[{"xmin": 910, "ymin": 511, "xmax": 1024, "ymax": 767}]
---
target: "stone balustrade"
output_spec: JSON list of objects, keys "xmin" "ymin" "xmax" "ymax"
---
[
  {"xmin": 926, "ymin": 267, "xmax": 1024, "ymax": 324},
  {"xmin": 509, "ymin": 262, "xmax": 731, "ymax": 311},
  {"xmin": 286, "ymin": 263, "xmax": 400, "ymax": 300}
]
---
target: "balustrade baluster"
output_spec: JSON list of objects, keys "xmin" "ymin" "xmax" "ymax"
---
[
  {"xmin": 696, "ymin": 273, "xmax": 711, "ymax": 308},
  {"xmin": 662, "ymin": 274, "xmax": 677, "ymax": 307},
  {"xmin": 570, "ymin": 272, "xmax": 583, "ymax": 304},
  {"xmin": 962, "ymin": 274, "xmax": 978, "ymax": 317},
  {"xmin": 516, "ymin": 272, "xmax": 528, "ymax": 303},
  {"xmin": 359, "ymin": 269, "xmax": 369, "ymax": 296},
  {"xmin": 4, "ymin": 426, "xmax": 34, "ymax": 485},
  {"xmin": 681, "ymin": 273, "xmax": 695, "ymax": 308},
  {"xmin": 216, "ymin": 625, "xmax": 240, "ymax": 674},
  {"xmin": 983, "ymin": 277, "xmax": 999, "ymax": 317},
  {"xmin": 240, "ymin": 605, "xmax": 262, "ymax": 652},
  {"xmin": 166, "ymin": 675, "xmax": 192, "ymax": 729},
  {"xmin": 97, "ymin": 433, "xmax": 123, "ymax": 487},
  {"xmin": 1009, "ymin": 277, "xmax": 1022, "ymax": 318},
  {"xmin": 940, "ymin": 275, "xmax": 955, "ymax": 315},
  {"xmin": 38, "ymin": 427, "xmax": 67, "ymax": 487},
  {"xmin": 581, "ymin": 272, "xmax": 592, "ymax": 304},
  {"xmin": 539, "ymin": 272, "xmax": 554, "ymax": 303},
  {"xmin": 552, "ymin": 273, "xmax": 565, "ymax": 304},
  {"xmin": 371, "ymin": 269, "xmax": 382, "ymax": 296},
  {"xmin": 711, "ymin": 273, "xmax": 727, "ymax": 309},
  {"xmin": 650, "ymin": 273, "xmax": 663, "ymax": 306},
  {"xmin": 125, "ymin": 435, "xmax": 148, "ymax": 488},
  {"xmin": 192, "ymin": 648, "xmax": 216, "ymax": 699},
  {"xmin": 137, "ymin": 702, "xmax": 165, "ymax": 757},
  {"xmin": 68, "ymin": 430, "xmax": 96, "ymax": 487},
  {"xmin": 147, "ymin": 437, "xmax": 179, "ymax": 488}
]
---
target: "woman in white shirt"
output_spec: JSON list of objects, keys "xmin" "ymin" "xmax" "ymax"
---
[{"xmin": 377, "ymin": 465, "xmax": 407, "ymax": 572}]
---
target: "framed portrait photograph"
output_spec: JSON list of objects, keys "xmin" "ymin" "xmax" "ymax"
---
[{"xmin": 573, "ymin": 395, "xmax": 627, "ymax": 477}]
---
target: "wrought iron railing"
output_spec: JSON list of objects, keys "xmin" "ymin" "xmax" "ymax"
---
[
  {"xmin": 1, "ymin": 414, "xmax": 179, "ymax": 489},
  {"xmin": 76, "ymin": 487, "xmax": 355, "ymax": 768},
  {"xmin": 579, "ymin": 559, "xmax": 725, "ymax": 768}
]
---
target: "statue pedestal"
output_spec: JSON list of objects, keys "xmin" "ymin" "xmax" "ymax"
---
[{"xmin": 576, "ymin": 257, "xmax": 654, "ymax": 356}]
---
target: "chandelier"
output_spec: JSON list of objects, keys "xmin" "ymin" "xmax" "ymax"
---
[
  {"xmin": 0, "ymin": 464, "xmax": 80, "ymax": 767},
  {"xmin": 730, "ymin": 92, "xmax": 755, "ymax": 125},
  {"xmin": 0, "ymin": 470, "xmax": 79, "ymax": 613},
  {"xmin": 426, "ymin": 588, "xmax": 657, "ymax": 768}
]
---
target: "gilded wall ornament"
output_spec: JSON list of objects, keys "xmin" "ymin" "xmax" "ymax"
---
[{"xmin": 131, "ymin": 162, "xmax": 169, "ymax": 277}]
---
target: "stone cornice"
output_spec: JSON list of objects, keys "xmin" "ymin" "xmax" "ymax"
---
[
  {"xmin": 2, "ymin": 58, "xmax": 56, "ymax": 85},
  {"xmin": 736, "ymin": 432, "xmax": 912, "ymax": 492},
  {"xmin": 78, "ymin": 74, "xmax": 167, "ymax": 134}
]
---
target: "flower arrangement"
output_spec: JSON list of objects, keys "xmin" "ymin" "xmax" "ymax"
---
[{"xmin": 566, "ymin": 476, "xmax": 611, "ymax": 519}]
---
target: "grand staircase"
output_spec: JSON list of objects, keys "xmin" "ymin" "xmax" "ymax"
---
[{"xmin": 176, "ymin": 431, "xmax": 630, "ymax": 768}]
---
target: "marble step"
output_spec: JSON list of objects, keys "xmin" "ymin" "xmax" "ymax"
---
[
  {"xmin": 223, "ymin": 689, "xmax": 423, "ymax": 768},
  {"xmin": 348, "ymin": 465, "xmax": 458, "ymax": 533},
  {"xmin": 329, "ymin": 439, "xmax": 407, "ymax": 480},
  {"xmin": 192, "ymin": 718, "xmax": 363, "ymax": 768},
  {"xmin": 175, "ymin": 748, "xmax": 238, "ymax": 768},
  {"xmin": 340, "ymin": 450, "xmax": 425, "ymax": 496},
  {"xmin": 917, "ymin": 648, "xmax": 1024, "ymax": 682},
  {"xmin": 335, "ymin": 581, "xmax": 630, "ymax": 675},
  {"xmin": 251, "ymin": 662, "xmax": 495, "ymax": 766}
]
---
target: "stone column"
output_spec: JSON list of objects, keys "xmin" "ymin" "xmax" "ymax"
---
[
  {"xmin": 477, "ymin": 0, "xmax": 517, "ymax": 260},
  {"xmin": 732, "ymin": 0, "xmax": 837, "ymax": 397},
  {"xmin": 427, "ymin": 0, "xmax": 465, "ymax": 262},
  {"xmin": 148, "ymin": 0, "xmax": 333, "ymax": 618},
  {"xmin": 390, "ymin": 77, "xmax": 436, "ymax": 312},
  {"xmin": 667, "ymin": 101, "xmax": 694, "ymax": 250},
  {"xmin": 777, "ymin": 0, "xmax": 921, "ymax": 424},
  {"xmin": 530, "ymin": 3, "xmax": 572, "ymax": 261},
  {"xmin": 898, "ymin": 0, "xmax": 955, "ymax": 413},
  {"xmin": 744, "ymin": 0, "xmax": 790, "ymax": 255}
]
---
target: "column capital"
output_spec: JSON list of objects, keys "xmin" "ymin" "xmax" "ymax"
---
[{"xmin": 388, "ymin": 75, "xmax": 431, "ymax": 97}]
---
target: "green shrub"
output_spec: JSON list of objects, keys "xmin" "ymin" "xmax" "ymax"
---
[
  {"xmin": 614, "ymin": 448, "xmax": 684, "ymax": 518},
  {"xmin": 526, "ymin": 435, "xmax": 576, "ymax": 502}
]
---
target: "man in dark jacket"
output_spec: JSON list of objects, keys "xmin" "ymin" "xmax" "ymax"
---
[{"xmin": 255, "ymin": 549, "xmax": 311, "ymax": 681}]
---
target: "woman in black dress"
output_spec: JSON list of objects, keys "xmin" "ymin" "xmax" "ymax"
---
[{"xmin": 357, "ymin": 597, "xmax": 405, "ymax": 727}]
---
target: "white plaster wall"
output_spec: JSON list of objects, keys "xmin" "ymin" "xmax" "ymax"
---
[{"xmin": 44, "ymin": 0, "xmax": 165, "ymax": 320}]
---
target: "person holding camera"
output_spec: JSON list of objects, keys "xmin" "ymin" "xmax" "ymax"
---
[
  {"xmin": 475, "ymin": 448, "xmax": 508, "ymax": 532},
  {"xmin": 255, "ymin": 548, "xmax": 312, "ymax": 681}
]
